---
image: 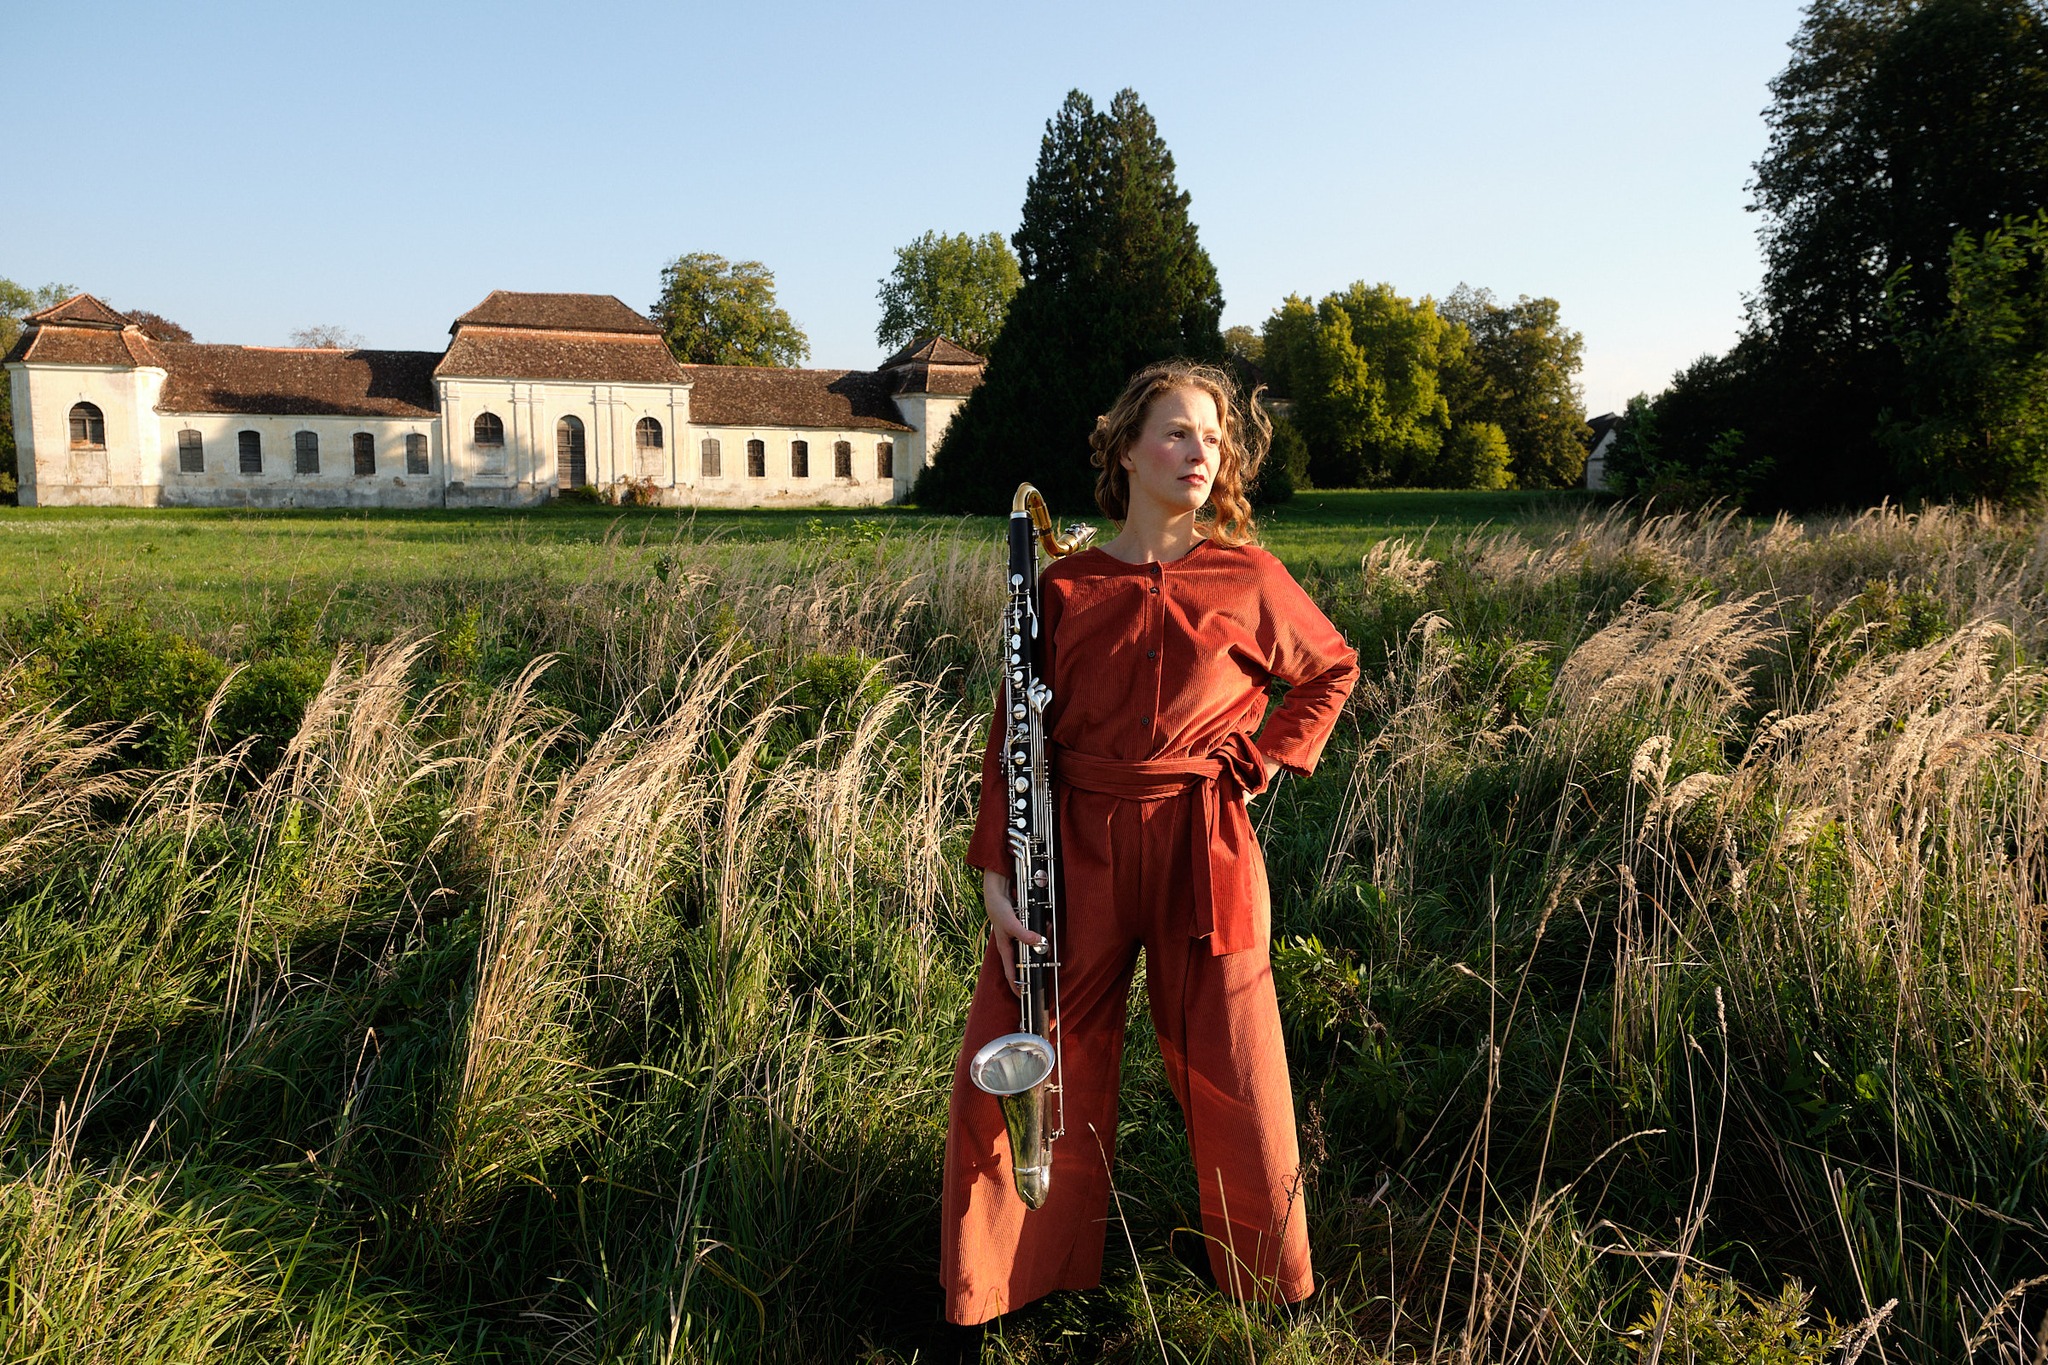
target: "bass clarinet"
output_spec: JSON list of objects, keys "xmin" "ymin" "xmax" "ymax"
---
[{"xmin": 967, "ymin": 483, "xmax": 1096, "ymax": 1209}]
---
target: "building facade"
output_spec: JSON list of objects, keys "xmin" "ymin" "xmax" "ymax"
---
[
  {"xmin": 1582, "ymin": 412, "xmax": 1621, "ymax": 492},
  {"xmin": 3, "ymin": 291, "xmax": 985, "ymax": 509}
]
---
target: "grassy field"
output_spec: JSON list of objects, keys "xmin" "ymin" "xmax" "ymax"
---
[
  {"xmin": 2, "ymin": 492, "xmax": 2046, "ymax": 1363},
  {"xmin": 0, "ymin": 490, "xmax": 1592, "ymax": 639}
]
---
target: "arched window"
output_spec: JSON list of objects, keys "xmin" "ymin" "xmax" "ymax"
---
[
  {"xmin": 876, "ymin": 441, "xmax": 894, "ymax": 480},
  {"xmin": 556, "ymin": 416, "xmax": 586, "ymax": 488},
  {"xmin": 636, "ymin": 417, "xmax": 663, "ymax": 450},
  {"xmin": 406, "ymin": 433, "xmax": 429, "ymax": 475},
  {"xmin": 790, "ymin": 439, "xmax": 810, "ymax": 478},
  {"xmin": 746, "ymin": 439, "xmax": 766, "ymax": 478},
  {"xmin": 833, "ymin": 440, "xmax": 852, "ymax": 479},
  {"xmin": 353, "ymin": 432, "xmax": 376, "ymax": 476},
  {"xmin": 177, "ymin": 429, "xmax": 204, "ymax": 473},
  {"xmin": 474, "ymin": 412, "xmax": 504, "ymax": 447},
  {"xmin": 294, "ymin": 430, "xmax": 320, "ymax": 475},
  {"xmin": 68, "ymin": 402, "xmax": 105, "ymax": 449},
  {"xmin": 701, "ymin": 437, "xmax": 722, "ymax": 477},
  {"xmin": 238, "ymin": 430, "xmax": 262, "ymax": 474}
]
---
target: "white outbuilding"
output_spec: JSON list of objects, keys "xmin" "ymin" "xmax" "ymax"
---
[{"xmin": 3, "ymin": 291, "xmax": 984, "ymax": 509}]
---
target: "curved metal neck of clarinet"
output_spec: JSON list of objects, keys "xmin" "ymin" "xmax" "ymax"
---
[{"xmin": 1012, "ymin": 483, "xmax": 1097, "ymax": 559}]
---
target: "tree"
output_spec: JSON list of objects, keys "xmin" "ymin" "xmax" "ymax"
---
[
  {"xmin": 1, "ymin": 278, "xmax": 77, "ymax": 503},
  {"xmin": 875, "ymin": 231, "xmax": 1020, "ymax": 356},
  {"xmin": 1440, "ymin": 286, "xmax": 1589, "ymax": 488},
  {"xmin": 1259, "ymin": 284, "xmax": 1455, "ymax": 487},
  {"xmin": 652, "ymin": 253, "xmax": 808, "ymax": 367},
  {"xmin": 1600, "ymin": 393, "xmax": 1663, "ymax": 499},
  {"xmin": 1884, "ymin": 213, "xmax": 2048, "ymax": 499},
  {"xmin": 1222, "ymin": 325, "xmax": 1263, "ymax": 367},
  {"xmin": 1259, "ymin": 411, "xmax": 1310, "ymax": 499},
  {"xmin": 915, "ymin": 89, "xmax": 1225, "ymax": 513},
  {"xmin": 1439, "ymin": 422, "xmax": 1514, "ymax": 490},
  {"xmin": 1756, "ymin": 0, "xmax": 2048, "ymax": 353},
  {"xmin": 0, "ymin": 278, "xmax": 74, "ymax": 356},
  {"xmin": 125, "ymin": 310, "xmax": 192, "ymax": 343},
  {"xmin": 1222, "ymin": 324, "xmax": 1265, "ymax": 399},
  {"xmin": 289, "ymin": 324, "xmax": 364, "ymax": 349},
  {"xmin": 1734, "ymin": 0, "xmax": 2048, "ymax": 504},
  {"xmin": 1601, "ymin": 347, "xmax": 1779, "ymax": 505},
  {"xmin": 1258, "ymin": 295, "xmax": 1316, "ymax": 401}
]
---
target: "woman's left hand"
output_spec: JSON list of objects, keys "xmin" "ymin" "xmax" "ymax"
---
[{"xmin": 1245, "ymin": 756, "xmax": 1283, "ymax": 804}]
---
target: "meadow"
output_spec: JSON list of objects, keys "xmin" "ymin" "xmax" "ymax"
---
[{"xmin": 1, "ymin": 491, "xmax": 2045, "ymax": 1363}]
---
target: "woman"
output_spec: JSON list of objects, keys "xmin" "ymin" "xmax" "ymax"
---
[{"xmin": 940, "ymin": 361, "xmax": 1361, "ymax": 1325}]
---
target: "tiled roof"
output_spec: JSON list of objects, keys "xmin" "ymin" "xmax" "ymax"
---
[
  {"xmin": 878, "ymin": 334, "xmax": 986, "ymax": 397},
  {"xmin": 28, "ymin": 293, "xmax": 132, "ymax": 328},
  {"xmin": 5, "ymin": 322, "xmax": 165, "ymax": 368},
  {"xmin": 681, "ymin": 364, "xmax": 914, "ymax": 432},
  {"xmin": 880, "ymin": 335, "xmax": 986, "ymax": 368},
  {"xmin": 451, "ymin": 291, "xmax": 660, "ymax": 335},
  {"xmin": 890, "ymin": 362, "xmax": 984, "ymax": 397},
  {"xmin": 158, "ymin": 344, "xmax": 441, "ymax": 418},
  {"xmin": 435, "ymin": 328, "xmax": 688, "ymax": 384}
]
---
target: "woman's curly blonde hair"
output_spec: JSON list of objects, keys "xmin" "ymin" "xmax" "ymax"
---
[{"xmin": 1087, "ymin": 360, "xmax": 1269, "ymax": 546}]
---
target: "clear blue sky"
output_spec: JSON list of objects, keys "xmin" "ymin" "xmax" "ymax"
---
[{"xmin": 10, "ymin": 0, "xmax": 1806, "ymax": 415}]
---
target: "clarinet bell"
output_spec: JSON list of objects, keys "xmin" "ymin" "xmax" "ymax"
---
[
  {"xmin": 970, "ymin": 1031, "xmax": 1057, "ymax": 1210},
  {"xmin": 968, "ymin": 1031, "xmax": 1055, "ymax": 1095}
]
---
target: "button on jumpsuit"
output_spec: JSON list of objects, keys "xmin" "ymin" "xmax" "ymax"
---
[{"xmin": 942, "ymin": 538, "xmax": 1360, "ymax": 1325}]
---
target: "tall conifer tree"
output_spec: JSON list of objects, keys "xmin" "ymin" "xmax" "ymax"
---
[{"xmin": 915, "ymin": 90, "xmax": 1224, "ymax": 513}]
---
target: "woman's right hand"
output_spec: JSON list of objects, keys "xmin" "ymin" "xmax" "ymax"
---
[{"xmin": 983, "ymin": 868, "xmax": 1043, "ymax": 998}]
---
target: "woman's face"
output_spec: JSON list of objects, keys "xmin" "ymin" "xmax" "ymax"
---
[{"xmin": 1120, "ymin": 385, "xmax": 1221, "ymax": 519}]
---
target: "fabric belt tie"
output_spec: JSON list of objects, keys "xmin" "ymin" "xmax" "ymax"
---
[{"xmin": 1053, "ymin": 732, "xmax": 1269, "ymax": 956}]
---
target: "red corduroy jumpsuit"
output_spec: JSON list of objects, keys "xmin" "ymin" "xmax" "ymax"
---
[{"xmin": 942, "ymin": 538, "xmax": 1360, "ymax": 1325}]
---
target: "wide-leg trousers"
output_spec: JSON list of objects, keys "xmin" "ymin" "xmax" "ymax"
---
[{"xmin": 940, "ymin": 782, "xmax": 1314, "ymax": 1326}]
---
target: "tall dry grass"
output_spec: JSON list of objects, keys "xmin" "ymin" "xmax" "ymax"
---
[
  {"xmin": 0, "ymin": 504, "xmax": 2043, "ymax": 1362},
  {"xmin": 1290, "ymin": 506, "xmax": 2048, "ymax": 1362}
]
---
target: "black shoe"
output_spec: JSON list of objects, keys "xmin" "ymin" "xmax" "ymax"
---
[
  {"xmin": 1170, "ymin": 1227, "xmax": 1219, "ymax": 1289},
  {"xmin": 924, "ymin": 1318, "xmax": 986, "ymax": 1364}
]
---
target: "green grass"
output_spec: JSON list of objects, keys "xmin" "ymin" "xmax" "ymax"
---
[
  {"xmin": 1255, "ymin": 489, "xmax": 1601, "ymax": 566},
  {"xmin": 0, "ymin": 503, "xmax": 967, "ymax": 639},
  {"xmin": 2, "ymin": 495, "xmax": 2043, "ymax": 1363},
  {"xmin": 0, "ymin": 490, "xmax": 1596, "ymax": 639}
]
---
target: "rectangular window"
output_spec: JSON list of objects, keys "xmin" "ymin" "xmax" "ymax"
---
[
  {"xmin": 701, "ymin": 437, "xmax": 722, "ymax": 478},
  {"xmin": 833, "ymin": 440, "xmax": 852, "ymax": 479},
  {"xmin": 405, "ymin": 433, "xmax": 429, "ymax": 475},
  {"xmin": 294, "ymin": 430, "xmax": 320, "ymax": 475},
  {"xmin": 238, "ymin": 430, "xmax": 262, "ymax": 474},
  {"xmin": 876, "ymin": 441, "xmax": 894, "ymax": 480},
  {"xmin": 353, "ymin": 432, "xmax": 375, "ymax": 477},
  {"xmin": 177, "ymin": 429, "xmax": 204, "ymax": 473},
  {"xmin": 747, "ymin": 439, "xmax": 766, "ymax": 478},
  {"xmin": 790, "ymin": 439, "xmax": 809, "ymax": 478}
]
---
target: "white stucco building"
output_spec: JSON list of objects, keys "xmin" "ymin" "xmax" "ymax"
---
[
  {"xmin": 3, "ymin": 291, "xmax": 985, "ymax": 509},
  {"xmin": 1583, "ymin": 412, "xmax": 1621, "ymax": 492}
]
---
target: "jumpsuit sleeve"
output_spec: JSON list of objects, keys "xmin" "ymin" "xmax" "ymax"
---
[{"xmin": 1250, "ymin": 551, "xmax": 1361, "ymax": 777}]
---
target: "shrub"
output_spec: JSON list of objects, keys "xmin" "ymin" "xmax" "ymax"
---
[
  {"xmin": 610, "ymin": 476, "xmax": 663, "ymax": 507},
  {"xmin": 787, "ymin": 650, "xmax": 886, "ymax": 726},
  {"xmin": 1624, "ymin": 1275, "xmax": 1840, "ymax": 1364},
  {"xmin": 1440, "ymin": 420, "xmax": 1514, "ymax": 489},
  {"xmin": 1254, "ymin": 411, "xmax": 1308, "ymax": 504},
  {"xmin": 4, "ymin": 592, "xmax": 227, "ymax": 765},
  {"xmin": 1, "ymin": 592, "xmax": 337, "ymax": 770},
  {"xmin": 215, "ymin": 654, "xmax": 331, "ymax": 763}
]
